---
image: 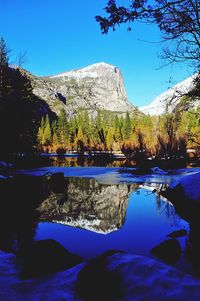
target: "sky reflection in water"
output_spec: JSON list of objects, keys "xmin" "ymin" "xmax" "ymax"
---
[{"xmin": 35, "ymin": 183, "xmax": 188, "ymax": 261}]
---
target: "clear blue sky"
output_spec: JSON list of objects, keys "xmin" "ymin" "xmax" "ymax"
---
[{"xmin": 0, "ymin": 0, "xmax": 195, "ymax": 107}]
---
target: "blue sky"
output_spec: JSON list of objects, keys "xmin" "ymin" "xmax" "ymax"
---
[{"xmin": 0, "ymin": 0, "xmax": 195, "ymax": 107}]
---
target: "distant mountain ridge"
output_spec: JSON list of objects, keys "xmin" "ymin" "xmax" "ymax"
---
[
  {"xmin": 30, "ymin": 62, "xmax": 136, "ymax": 117},
  {"xmin": 139, "ymin": 75, "xmax": 200, "ymax": 115}
]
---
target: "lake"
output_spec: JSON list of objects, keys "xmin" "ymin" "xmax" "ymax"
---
[
  {"xmin": 35, "ymin": 178, "xmax": 189, "ymax": 271},
  {"xmin": 2, "ymin": 161, "xmax": 200, "ymax": 276}
]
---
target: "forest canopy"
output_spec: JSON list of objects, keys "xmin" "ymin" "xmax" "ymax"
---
[{"xmin": 37, "ymin": 107, "xmax": 200, "ymax": 160}]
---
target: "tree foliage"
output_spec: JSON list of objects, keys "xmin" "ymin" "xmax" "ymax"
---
[
  {"xmin": 0, "ymin": 37, "xmax": 54, "ymax": 158},
  {"xmin": 0, "ymin": 37, "xmax": 9, "ymax": 67},
  {"xmin": 96, "ymin": 0, "xmax": 200, "ymax": 67},
  {"xmin": 37, "ymin": 106, "xmax": 200, "ymax": 159}
]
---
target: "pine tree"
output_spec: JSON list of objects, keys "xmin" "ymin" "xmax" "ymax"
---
[
  {"xmin": 106, "ymin": 128, "xmax": 114, "ymax": 151},
  {"xmin": 58, "ymin": 108, "xmax": 68, "ymax": 145},
  {"xmin": 52, "ymin": 132, "xmax": 59, "ymax": 147},
  {"xmin": 96, "ymin": 109, "xmax": 102, "ymax": 131},
  {"xmin": 41, "ymin": 116, "xmax": 45, "ymax": 131},
  {"xmin": 113, "ymin": 114, "xmax": 121, "ymax": 142},
  {"xmin": 76, "ymin": 126, "xmax": 84, "ymax": 142},
  {"xmin": 123, "ymin": 112, "xmax": 131, "ymax": 140},
  {"xmin": 69, "ymin": 115, "xmax": 78, "ymax": 144},
  {"xmin": 82, "ymin": 110, "xmax": 89, "ymax": 136},
  {"xmin": 0, "ymin": 38, "xmax": 13, "ymax": 155},
  {"xmin": 42, "ymin": 115, "xmax": 52, "ymax": 146},
  {"xmin": 37, "ymin": 126, "xmax": 44, "ymax": 149},
  {"xmin": 89, "ymin": 116, "xmax": 95, "ymax": 145},
  {"xmin": 0, "ymin": 37, "xmax": 10, "ymax": 100},
  {"xmin": 0, "ymin": 38, "xmax": 9, "ymax": 67}
]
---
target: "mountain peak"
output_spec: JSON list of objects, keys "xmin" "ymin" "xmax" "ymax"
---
[
  {"xmin": 33, "ymin": 62, "xmax": 135, "ymax": 115},
  {"xmin": 50, "ymin": 62, "xmax": 117, "ymax": 79},
  {"xmin": 139, "ymin": 75, "xmax": 198, "ymax": 115},
  {"xmin": 85, "ymin": 62, "xmax": 115, "ymax": 69}
]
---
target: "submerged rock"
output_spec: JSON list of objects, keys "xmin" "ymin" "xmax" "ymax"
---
[{"xmin": 20, "ymin": 239, "xmax": 82, "ymax": 278}]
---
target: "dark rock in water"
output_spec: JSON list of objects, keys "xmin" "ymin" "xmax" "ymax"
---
[
  {"xmin": 20, "ymin": 239, "xmax": 82, "ymax": 279},
  {"xmin": 151, "ymin": 239, "xmax": 181, "ymax": 264},
  {"xmin": 77, "ymin": 250, "xmax": 124, "ymax": 301},
  {"xmin": 167, "ymin": 229, "xmax": 187, "ymax": 238}
]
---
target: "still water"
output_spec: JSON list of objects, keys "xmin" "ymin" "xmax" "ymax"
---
[
  {"xmin": 36, "ymin": 180, "xmax": 188, "ymax": 260},
  {"xmin": 50, "ymin": 154, "xmax": 132, "ymax": 167},
  {"xmin": 0, "ymin": 174, "xmax": 198, "ymax": 275}
]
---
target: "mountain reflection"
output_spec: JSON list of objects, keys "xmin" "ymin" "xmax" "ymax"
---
[
  {"xmin": 37, "ymin": 178, "xmax": 139, "ymax": 233},
  {"xmin": 1, "ymin": 175, "xmax": 199, "ymax": 276},
  {"xmin": 0, "ymin": 176, "xmax": 138, "ymax": 254}
]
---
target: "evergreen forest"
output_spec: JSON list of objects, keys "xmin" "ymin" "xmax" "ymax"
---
[{"xmin": 37, "ymin": 107, "xmax": 200, "ymax": 160}]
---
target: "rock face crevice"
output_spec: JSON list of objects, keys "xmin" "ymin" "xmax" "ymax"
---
[{"xmin": 32, "ymin": 62, "xmax": 135, "ymax": 116}]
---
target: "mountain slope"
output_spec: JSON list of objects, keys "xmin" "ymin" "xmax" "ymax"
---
[
  {"xmin": 31, "ymin": 62, "xmax": 136, "ymax": 116},
  {"xmin": 139, "ymin": 75, "xmax": 200, "ymax": 115}
]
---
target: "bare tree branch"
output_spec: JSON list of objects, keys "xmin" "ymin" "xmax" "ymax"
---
[{"xmin": 96, "ymin": 0, "xmax": 200, "ymax": 68}]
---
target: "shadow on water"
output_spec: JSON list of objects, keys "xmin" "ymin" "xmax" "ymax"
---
[
  {"xmin": 0, "ymin": 175, "xmax": 51, "ymax": 254},
  {"xmin": 0, "ymin": 175, "xmax": 200, "ymax": 276}
]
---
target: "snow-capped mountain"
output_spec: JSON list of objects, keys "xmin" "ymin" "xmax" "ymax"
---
[
  {"xmin": 139, "ymin": 75, "xmax": 199, "ymax": 115},
  {"xmin": 32, "ymin": 62, "xmax": 136, "ymax": 116},
  {"xmin": 50, "ymin": 62, "xmax": 110, "ymax": 79}
]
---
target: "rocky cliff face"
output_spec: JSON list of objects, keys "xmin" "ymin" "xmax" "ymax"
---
[
  {"xmin": 140, "ymin": 74, "xmax": 200, "ymax": 115},
  {"xmin": 32, "ymin": 62, "xmax": 135, "ymax": 116}
]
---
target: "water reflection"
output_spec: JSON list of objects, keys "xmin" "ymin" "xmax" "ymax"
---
[
  {"xmin": 0, "ymin": 175, "xmax": 199, "ymax": 276},
  {"xmin": 140, "ymin": 183, "xmax": 178, "ymax": 222},
  {"xmin": 37, "ymin": 178, "xmax": 138, "ymax": 233},
  {"xmin": 51, "ymin": 156, "xmax": 129, "ymax": 168}
]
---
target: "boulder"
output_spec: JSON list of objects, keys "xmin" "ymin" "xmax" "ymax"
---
[
  {"xmin": 77, "ymin": 250, "xmax": 124, "ymax": 301},
  {"xmin": 0, "ymin": 250, "xmax": 83, "ymax": 301},
  {"xmin": 162, "ymin": 172, "xmax": 200, "ymax": 221},
  {"xmin": 78, "ymin": 251, "xmax": 200, "ymax": 301},
  {"xmin": 167, "ymin": 229, "xmax": 187, "ymax": 238},
  {"xmin": 164, "ymin": 172, "xmax": 200, "ymax": 202},
  {"xmin": 2, "ymin": 250, "xmax": 200, "ymax": 300},
  {"xmin": 151, "ymin": 239, "xmax": 181, "ymax": 264},
  {"xmin": 20, "ymin": 239, "xmax": 82, "ymax": 278}
]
